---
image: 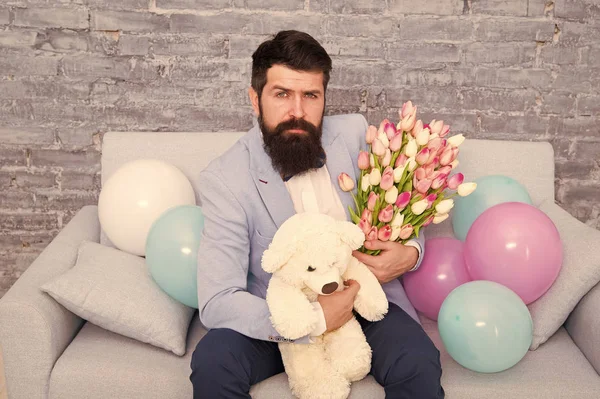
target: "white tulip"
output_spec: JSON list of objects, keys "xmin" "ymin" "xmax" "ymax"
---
[
  {"xmin": 450, "ymin": 159, "xmax": 459, "ymax": 169},
  {"xmin": 407, "ymin": 157, "xmax": 417, "ymax": 171},
  {"xmin": 405, "ymin": 139, "xmax": 418, "ymax": 157},
  {"xmin": 447, "ymin": 134, "xmax": 465, "ymax": 148},
  {"xmin": 433, "ymin": 213, "xmax": 449, "ymax": 224},
  {"xmin": 458, "ymin": 182, "xmax": 477, "ymax": 196},
  {"xmin": 411, "ymin": 199, "xmax": 428, "ymax": 215},
  {"xmin": 435, "ymin": 199, "xmax": 454, "ymax": 214},
  {"xmin": 416, "ymin": 127, "xmax": 430, "ymax": 146},
  {"xmin": 369, "ymin": 168, "xmax": 382, "ymax": 186},
  {"xmin": 393, "ymin": 164, "xmax": 406, "ymax": 183},
  {"xmin": 361, "ymin": 176, "xmax": 371, "ymax": 192},
  {"xmin": 429, "ymin": 132, "xmax": 439, "ymax": 141},
  {"xmin": 390, "ymin": 226, "xmax": 401, "ymax": 241},
  {"xmin": 378, "ymin": 131, "xmax": 390, "ymax": 148},
  {"xmin": 385, "ymin": 186, "xmax": 399, "ymax": 204},
  {"xmin": 370, "ymin": 154, "xmax": 375, "ymax": 168},
  {"xmin": 392, "ymin": 212, "xmax": 404, "ymax": 227}
]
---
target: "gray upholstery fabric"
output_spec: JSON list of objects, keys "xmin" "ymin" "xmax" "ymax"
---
[
  {"xmin": 528, "ymin": 200, "xmax": 600, "ymax": 350},
  {"xmin": 566, "ymin": 280, "xmax": 600, "ymax": 375},
  {"xmin": 0, "ymin": 206, "xmax": 100, "ymax": 399},
  {"xmin": 49, "ymin": 313, "xmax": 600, "ymax": 399},
  {"xmin": 41, "ymin": 241, "xmax": 195, "ymax": 356}
]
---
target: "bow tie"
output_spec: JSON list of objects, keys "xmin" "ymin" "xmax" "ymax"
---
[{"xmin": 282, "ymin": 152, "xmax": 326, "ymax": 182}]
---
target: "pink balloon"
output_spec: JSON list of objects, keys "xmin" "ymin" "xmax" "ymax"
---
[
  {"xmin": 464, "ymin": 202, "xmax": 563, "ymax": 304},
  {"xmin": 403, "ymin": 237, "xmax": 471, "ymax": 321}
]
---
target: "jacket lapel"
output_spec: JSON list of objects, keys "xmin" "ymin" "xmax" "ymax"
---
[{"xmin": 323, "ymin": 132, "xmax": 359, "ymax": 221}]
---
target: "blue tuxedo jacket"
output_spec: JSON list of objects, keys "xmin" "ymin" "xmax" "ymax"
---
[{"xmin": 196, "ymin": 114, "xmax": 424, "ymax": 343}]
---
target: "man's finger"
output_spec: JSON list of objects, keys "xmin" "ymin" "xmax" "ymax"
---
[
  {"xmin": 363, "ymin": 239, "xmax": 395, "ymax": 251},
  {"xmin": 352, "ymin": 250, "xmax": 381, "ymax": 268},
  {"xmin": 344, "ymin": 279, "xmax": 361, "ymax": 296}
]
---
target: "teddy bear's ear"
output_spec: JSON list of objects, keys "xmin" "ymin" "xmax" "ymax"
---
[
  {"xmin": 336, "ymin": 220, "xmax": 366, "ymax": 250},
  {"xmin": 262, "ymin": 242, "xmax": 295, "ymax": 274}
]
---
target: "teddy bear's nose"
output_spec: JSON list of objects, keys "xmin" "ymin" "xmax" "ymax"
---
[{"xmin": 321, "ymin": 282, "xmax": 339, "ymax": 295}]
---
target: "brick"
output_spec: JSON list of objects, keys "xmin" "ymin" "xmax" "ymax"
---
[
  {"xmin": 0, "ymin": 127, "xmax": 54, "ymax": 145},
  {"xmin": 0, "ymin": 233, "xmax": 54, "ymax": 252},
  {"xmin": 0, "ymin": 213, "xmax": 58, "ymax": 232},
  {"xmin": 528, "ymin": 0, "xmax": 554, "ymax": 16},
  {"xmin": 330, "ymin": 62, "xmax": 398, "ymax": 87},
  {"xmin": 471, "ymin": 0, "xmax": 527, "ymax": 16},
  {"xmin": 411, "ymin": 111, "xmax": 478, "ymax": 135},
  {"xmin": 540, "ymin": 91, "xmax": 576, "ymax": 114},
  {"xmin": 0, "ymin": 99, "xmax": 35, "ymax": 124},
  {"xmin": 399, "ymin": 17, "xmax": 473, "ymax": 41},
  {"xmin": 0, "ymin": 79, "xmax": 90, "ymax": 100},
  {"xmin": 561, "ymin": 181, "xmax": 600, "ymax": 204},
  {"xmin": 551, "ymin": 68, "xmax": 592, "ymax": 92},
  {"xmin": 465, "ymin": 42, "xmax": 534, "ymax": 65},
  {"xmin": 156, "ymin": 0, "xmax": 231, "ymax": 9},
  {"xmin": 475, "ymin": 68, "xmax": 552, "ymax": 89},
  {"xmin": 151, "ymin": 35, "xmax": 228, "ymax": 57},
  {"xmin": 250, "ymin": 14, "xmax": 324, "ymax": 36},
  {"xmin": 554, "ymin": 0, "xmax": 590, "ymax": 19},
  {"xmin": 15, "ymin": 170, "xmax": 56, "ymax": 189},
  {"xmin": 373, "ymin": 86, "xmax": 462, "ymax": 111},
  {"xmin": 389, "ymin": 0, "xmax": 463, "ymax": 15},
  {"xmin": 388, "ymin": 43, "xmax": 460, "ymax": 63},
  {"xmin": 0, "ymin": 190, "xmax": 35, "ymax": 208},
  {"xmin": 326, "ymin": 88, "xmax": 363, "ymax": 107},
  {"xmin": 168, "ymin": 59, "xmax": 249, "ymax": 85},
  {"xmin": 14, "ymin": 7, "xmax": 89, "ymax": 29},
  {"xmin": 556, "ymin": 159, "xmax": 596, "ymax": 179},
  {"xmin": 0, "ymin": 149, "xmax": 27, "ymax": 166},
  {"xmin": 0, "ymin": 8, "xmax": 9, "ymax": 25},
  {"xmin": 84, "ymin": 0, "xmax": 149, "ymax": 9},
  {"xmin": 0, "ymin": 30, "xmax": 38, "ymax": 48},
  {"xmin": 60, "ymin": 170, "xmax": 99, "ymax": 190},
  {"xmin": 174, "ymin": 106, "xmax": 254, "ymax": 131},
  {"xmin": 551, "ymin": 116, "xmax": 599, "ymax": 137},
  {"xmin": 245, "ymin": 0, "xmax": 305, "ymax": 11},
  {"xmin": 461, "ymin": 88, "xmax": 534, "ymax": 113},
  {"xmin": 578, "ymin": 95, "xmax": 600, "ymax": 116},
  {"xmin": 0, "ymin": 170, "xmax": 13, "ymax": 189},
  {"xmin": 327, "ymin": 15, "xmax": 396, "ymax": 37},
  {"xmin": 170, "ymin": 12, "xmax": 252, "ymax": 34},
  {"xmin": 34, "ymin": 30, "xmax": 89, "ymax": 52},
  {"xmin": 61, "ymin": 55, "xmax": 160, "ymax": 81},
  {"xmin": 117, "ymin": 35, "xmax": 151, "ymax": 56},
  {"xmin": 474, "ymin": 19, "xmax": 555, "ymax": 42},
  {"xmin": 331, "ymin": 0, "xmax": 386, "ymax": 14},
  {"xmin": 539, "ymin": 44, "xmax": 580, "ymax": 66},
  {"xmin": 91, "ymin": 10, "xmax": 170, "ymax": 33},
  {"xmin": 403, "ymin": 67, "xmax": 476, "ymax": 87},
  {"xmin": 57, "ymin": 126, "xmax": 104, "ymax": 148},
  {"xmin": 309, "ymin": 0, "xmax": 329, "ymax": 13},
  {"xmin": 34, "ymin": 190, "xmax": 99, "ymax": 211},
  {"xmin": 229, "ymin": 35, "xmax": 270, "ymax": 58},
  {"xmin": 322, "ymin": 37, "xmax": 385, "ymax": 59},
  {"xmin": 0, "ymin": 53, "xmax": 59, "ymax": 76},
  {"xmin": 560, "ymin": 22, "xmax": 600, "ymax": 46},
  {"xmin": 479, "ymin": 113, "xmax": 550, "ymax": 137},
  {"xmin": 29, "ymin": 149, "xmax": 101, "ymax": 169},
  {"xmin": 572, "ymin": 140, "xmax": 600, "ymax": 163},
  {"xmin": 586, "ymin": 47, "xmax": 600, "ymax": 66}
]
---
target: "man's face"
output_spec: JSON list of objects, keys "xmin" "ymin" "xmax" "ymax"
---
[{"xmin": 249, "ymin": 65, "xmax": 327, "ymax": 178}]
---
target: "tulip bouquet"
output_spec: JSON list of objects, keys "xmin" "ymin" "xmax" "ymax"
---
[{"xmin": 338, "ymin": 101, "xmax": 477, "ymax": 255}]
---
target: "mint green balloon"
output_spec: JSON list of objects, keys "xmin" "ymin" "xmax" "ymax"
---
[
  {"xmin": 452, "ymin": 175, "xmax": 532, "ymax": 241},
  {"xmin": 145, "ymin": 205, "xmax": 204, "ymax": 308},
  {"xmin": 438, "ymin": 281, "xmax": 533, "ymax": 373}
]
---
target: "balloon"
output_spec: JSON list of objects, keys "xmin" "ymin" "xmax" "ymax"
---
[
  {"xmin": 98, "ymin": 159, "xmax": 196, "ymax": 256},
  {"xmin": 438, "ymin": 280, "xmax": 533, "ymax": 373},
  {"xmin": 145, "ymin": 205, "xmax": 204, "ymax": 308},
  {"xmin": 452, "ymin": 175, "xmax": 532, "ymax": 241},
  {"xmin": 403, "ymin": 237, "xmax": 471, "ymax": 321},
  {"xmin": 463, "ymin": 202, "xmax": 562, "ymax": 304}
]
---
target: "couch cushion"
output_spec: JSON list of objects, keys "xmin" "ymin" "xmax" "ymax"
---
[{"xmin": 50, "ymin": 313, "xmax": 600, "ymax": 399}]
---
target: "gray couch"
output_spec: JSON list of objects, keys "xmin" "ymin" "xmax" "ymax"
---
[{"xmin": 1, "ymin": 131, "xmax": 599, "ymax": 398}]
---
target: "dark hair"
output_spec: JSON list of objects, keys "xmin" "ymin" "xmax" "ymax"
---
[{"xmin": 251, "ymin": 30, "xmax": 332, "ymax": 99}]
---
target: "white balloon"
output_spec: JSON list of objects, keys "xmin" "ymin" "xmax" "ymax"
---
[{"xmin": 98, "ymin": 159, "xmax": 196, "ymax": 256}]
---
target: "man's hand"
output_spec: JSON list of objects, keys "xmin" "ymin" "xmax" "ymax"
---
[
  {"xmin": 318, "ymin": 280, "xmax": 360, "ymax": 333},
  {"xmin": 352, "ymin": 240, "xmax": 419, "ymax": 284}
]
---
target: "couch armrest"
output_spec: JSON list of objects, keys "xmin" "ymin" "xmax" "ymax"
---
[
  {"xmin": 0, "ymin": 205, "xmax": 100, "ymax": 399},
  {"xmin": 566, "ymin": 280, "xmax": 600, "ymax": 375}
]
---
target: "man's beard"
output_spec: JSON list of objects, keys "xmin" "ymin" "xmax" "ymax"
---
[{"xmin": 259, "ymin": 105, "xmax": 325, "ymax": 179}]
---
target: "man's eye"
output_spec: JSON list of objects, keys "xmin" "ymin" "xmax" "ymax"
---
[
  {"xmin": 305, "ymin": 93, "xmax": 317, "ymax": 99},
  {"xmin": 307, "ymin": 266, "xmax": 316, "ymax": 272},
  {"xmin": 276, "ymin": 92, "xmax": 287, "ymax": 98}
]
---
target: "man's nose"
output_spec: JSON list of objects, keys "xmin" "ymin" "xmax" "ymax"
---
[{"xmin": 289, "ymin": 97, "xmax": 306, "ymax": 119}]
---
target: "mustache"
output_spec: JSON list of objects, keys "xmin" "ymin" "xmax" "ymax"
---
[{"xmin": 273, "ymin": 118, "xmax": 319, "ymax": 136}]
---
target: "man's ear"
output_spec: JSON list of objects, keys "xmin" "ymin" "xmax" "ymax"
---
[
  {"xmin": 248, "ymin": 87, "xmax": 260, "ymax": 117},
  {"xmin": 262, "ymin": 241, "xmax": 295, "ymax": 274},
  {"xmin": 336, "ymin": 221, "xmax": 366, "ymax": 251}
]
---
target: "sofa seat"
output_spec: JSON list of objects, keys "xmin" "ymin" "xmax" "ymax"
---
[{"xmin": 49, "ymin": 313, "xmax": 600, "ymax": 399}]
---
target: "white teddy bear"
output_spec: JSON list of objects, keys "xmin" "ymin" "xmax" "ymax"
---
[{"xmin": 261, "ymin": 212, "xmax": 389, "ymax": 399}]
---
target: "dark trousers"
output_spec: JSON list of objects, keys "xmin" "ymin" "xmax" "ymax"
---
[{"xmin": 190, "ymin": 303, "xmax": 445, "ymax": 398}]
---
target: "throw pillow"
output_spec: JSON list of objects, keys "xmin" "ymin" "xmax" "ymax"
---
[
  {"xmin": 528, "ymin": 200, "xmax": 600, "ymax": 350},
  {"xmin": 41, "ymin": 241, "xmax": 196, "ymax": 356}
]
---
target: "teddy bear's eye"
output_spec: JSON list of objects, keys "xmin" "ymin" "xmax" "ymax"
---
[{"xmin": 307, "ymin": 266, "xmax": 316, "ymax": 272}]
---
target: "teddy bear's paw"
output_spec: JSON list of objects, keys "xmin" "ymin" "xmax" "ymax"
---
[
  {"xmin": 354, "ymin": 294, "xmax": 388, "ymax": 322},
  {"xmin": 290, "ymin": 373, "xmax": 350, "ymax": 399}
]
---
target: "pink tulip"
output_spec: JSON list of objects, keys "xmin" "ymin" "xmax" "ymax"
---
[
  {"xmin": 358, "ymin": 218, "xmax": 371, "ymax": 235},
  {"xmin": 440, "ymin": 124, "xmax": 450, "ymax": 137},
  {"xmin": 440, "ymin": 146, "xmax": 454, "ymax": 165},
  {"xmin": 338, "ymin": 173, "xmax": 355, "ymax": 192},
  {"xmin": 431, "ymin": 173, "xmax": 448, "ymax": 190},
  {"xmin": 414, "ymin": 167, "xmax": 427, "ymax": 181},
  {"xmin": 361, "ymin": 209, "xmax": 373, "ymax": 224},
  {"xmin": 416, "ymin": 148, "xmax": 430, "ymax": 165},
  {"xmin": 358, "ymin": 151, "xmax": 370, "ymax": 170},
  {"xmin": 380, "ymin": 167, "xmax": 394, "ymax": 191},
  {"xmin": 426, "ymin": 193, "xmax": 438, "ymax": 208},
  {"xmin": 428, "ymin": 150, "xmax": 438, "ymax": 164},
  {"xmin": 438, "ymin": 165, "xmax": 452, "ymax": 175},
  {"xmin": 381, "ymin": 149, "xmax": 392, "ymax": 167},
  {"xmin": 389, "ymin": 134, "xmax": 403, "ymax": 152},
  {"xmin": 424, "ymin": 162, "xmax": 435, "ymax": 177},
  {"xmin": 366, "ymin": 226, "xmax": 378, "ymax": 241},
  {"xmin": 378, "ymin": 204, "xmax": 394, "ymax": 223},
  {"xmin": 384, "ymin": 122, "xmax": 397, "ymax": 140},
  {"xmin": 430, "ymin": 170, "xmax": 441, "ymax": 180},
  {"xmin": 401, "ymin": 112, "xmax": 416, "ymax": 132},
  {"xmin": 366, "ymin": 125, "xmax": 377, "ymax": 144},
  {"xmin": 416, "ymin": 178, "xmax": 432, "ymax": 194},
  {"xmin": 447, "ymin": 173, "xmax": 464, "ymax": 190},
  {"xmin": 372, "ymin": 139, "xmax": 386, "ymax": 156},
  {"xmin": 395, "ymin": 153, "xmax": 408, "ymax": 168},
  {"xmin": 437, "ymin": 140, "xmax": 448, "ymax": 156},
  {"xmin": 367, "ymin": 192, "xmax": 379, "ymax": 211},
  {"xmin": 411, "ymin": 120, "xmax": 423, "ymax": 138},
  {"xmin": 422, "ymin": 215, "xmax": 435, "ymax": 227},
  {"xmin": 399, "ymin": 224, "xmax": 414, "ymax": 240},
  {"xmin": 395, "ymin": 191, "xmax": 411, "ymax": 209},
  {"xmin": 378, "ymin": 119, "xmax": 390, "ymax": 136},
  {"xmin": 378, "ymin": 225, "xmax": 392, "ymax": 242},
  {"xmin": 401, "ymin": 101, "xmax": 416, "ymax": 119},
  {"xmin": 427, "ymin": 137, "xmax": 442, "ymax": 152},
  {"xmin": 429, "ymin": 119, "xmax": 444, "ymax": 135}
]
